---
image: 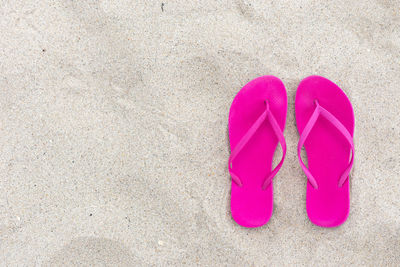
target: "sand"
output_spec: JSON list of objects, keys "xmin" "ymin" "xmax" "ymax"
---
[{"xmin": 1, "ymin": 0, "xmax": 399, "ymax": 266}]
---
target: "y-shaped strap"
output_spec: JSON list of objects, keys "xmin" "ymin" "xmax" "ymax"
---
[
  {"xmin": 229, "ymin": 101, "xmax": 286, "ymax": 190},
  {"xmin": 297, "ymin": 100, "xmax": 354, "ymax": 189}
]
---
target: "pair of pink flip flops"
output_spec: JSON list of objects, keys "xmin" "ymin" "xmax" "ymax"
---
[{"xmin": 228, "ymin": 75, "xmax": 354, "ymax": 228}]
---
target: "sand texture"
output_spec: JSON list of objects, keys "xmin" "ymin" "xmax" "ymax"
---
[{"xmin": 1, "ymin": 0, "xmax": 399, "ymax": 266}]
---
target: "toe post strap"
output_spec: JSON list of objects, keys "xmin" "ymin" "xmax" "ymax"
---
[
  {"xmin": 229, "ymin": 100, "xmax": 286, "ymax": 189},
  {"xmin": 297, "ymin": 100, "xmax": 354, "ymax": 189}
]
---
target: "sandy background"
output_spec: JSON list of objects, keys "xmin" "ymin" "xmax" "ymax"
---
[{"xmin": 1, "ymin": 0, "xmax": 399, "ymax": 266}]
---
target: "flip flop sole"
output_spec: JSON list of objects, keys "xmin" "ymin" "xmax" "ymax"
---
[
  {"xmin": 229, "ymin": 76, "xmax": 287, "ymax": 228},
  {"xmin": 296, "ymin": 75, "xmax": 355, "ymax": 227}
]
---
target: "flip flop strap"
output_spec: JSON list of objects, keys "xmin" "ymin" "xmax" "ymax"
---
[
  {"xmin": 229, "ymin": 101, "xmax": 286, "ymax": 189},
  {"xmin": 297, "ymin": 100, "xmax": 354, "ymax": 189}
]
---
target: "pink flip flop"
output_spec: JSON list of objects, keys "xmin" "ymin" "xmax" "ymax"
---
[
  {"xmin": 295, "ymin": 75, "xmax": 355, "ymax": 227},
  {"xmin": 228, "ymin": 76, "xmax": 287, "ymax": 228}
]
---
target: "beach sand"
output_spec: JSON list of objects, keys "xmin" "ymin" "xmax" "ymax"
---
[{"xmin": 0, "ymin": 0, "xmax": 399, "ymax": 265}]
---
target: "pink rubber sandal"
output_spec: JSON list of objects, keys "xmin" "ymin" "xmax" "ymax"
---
[
  {"xmin": 229, "ymin": 76, "xmax": 287, "ymax": 228},
  {"xmin": 295, "ymin": 75, "xmax": 355, "ymax": 227}
]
